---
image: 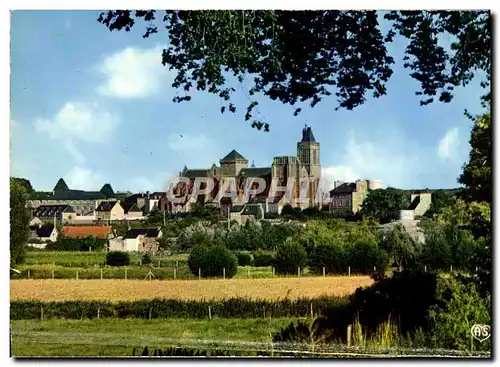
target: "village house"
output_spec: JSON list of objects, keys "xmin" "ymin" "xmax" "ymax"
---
[
  {"xmin": 61, "ymin": 225, "xmax": 113, "ymax": 240},
  {"xmin": 329, "ymin": 179, "xmax": 382, "ymax": 214},
  {"xmin": 28, "ymin": 178, "xmax": 119, "ymax": 215},
  {"xmin": 122, "ymin": 203, "xmax": 144, "ymax": 220},
  {"xmin": 28, "ymin": 223, "xmax": 58, "ymax": 248},
  {"xmin": 95, "ymin": 201, "xmax": 125, "ymax": 221},
  {"xmin": 31, "ymin": 204, "xmax": 76, "ymax": 223},
  {"xmin": 119, "ymin": 228, "xmax": 163, "ymax": 253}
]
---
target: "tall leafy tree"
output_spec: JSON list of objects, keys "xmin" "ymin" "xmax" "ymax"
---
[
  {"xmin": 97, "ymin": 10, "xmax": 490, "ymax": 130},
  {"xmin": 11, "ymin": 177, "xmax": 34, "ymax": 194},
  {"xmin": 10, "ymin": 178, "xmax": 30, "ymax": 265},
  {"xmin": 360, "ymin": 188, "xmax": 410, "ymax": 224},
  {"xmin": 458, "ymin": 111, "xmax": 491, "ymax": 204}
]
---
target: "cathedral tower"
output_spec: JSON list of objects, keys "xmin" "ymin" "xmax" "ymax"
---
[{"xmin": 297, "ymin": 125, "xmax": 321, "ymax": 206}]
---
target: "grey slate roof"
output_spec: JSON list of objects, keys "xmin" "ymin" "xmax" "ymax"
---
[
  {"xmin": 96, "ymin": 201, "xmax": 118, "ymax": 212},
  {"xmin": 124, "ymin": 228, "xmax": 161, "ymax": 239},
  {"xmin": 183, "ymin": 169, "xmax": 210, "ymax": 178},
  {"xmin": 221, "ymin": 150, "xmax": 247, "ymax": 162},
  {"xmin": 301, "ymin": 126, "xmax": 316, "ymax": 143},
  {"xmin": 329, "ymin": 183, "xmax": 356, "ymax": 195},
  {"xmin": 230, "ymin": 205, "xmax": 245, "ymax": 213},
  {"xmin": 408, "ymin": 196, "xmax": 421, "ymax": 210},
  {"xmin": 33, "ymin": 205, "xmax": 75, "ymax": 218},
  {"xmin": 51, "ymin": 190, "xmax": 107, "ymax": 200},
  {"xmin": 242, "ymin": 204, "xmax": 263, "ymax": 217},
  {"xmin": 122, "ymin": 203, "xmax": 142, "ymax": 214},
  {"xmin": 53, "ymin": 178, "xmax": 69, "ymax": 192},
  {"xmin": 36, "ymin": 224, "xmax": 55, "ymax": 238},
  {"xmin": 239, "ymin": 167, "xmax": 272, "ymax": 177}
]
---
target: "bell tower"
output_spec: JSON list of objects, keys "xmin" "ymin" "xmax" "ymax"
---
[{"xmin": 297, "ymin": 125, "xmax": 321, "ymax": 206}]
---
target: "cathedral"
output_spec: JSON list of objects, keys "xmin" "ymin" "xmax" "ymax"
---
[{"xmin": 172, "ymin": 126, "xmax": 321, "ymax": 212}]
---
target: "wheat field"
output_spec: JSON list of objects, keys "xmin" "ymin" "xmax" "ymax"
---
[{"xmin": 10, "ymin": 276, "xmax": 373, "ymax": 302}]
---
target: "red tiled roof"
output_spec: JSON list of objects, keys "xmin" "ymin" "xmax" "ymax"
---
[{"xmin": 61, "ymin": 226, "xmax": 111, "ymax": 239}]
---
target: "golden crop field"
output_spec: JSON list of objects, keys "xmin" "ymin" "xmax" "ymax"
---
[{"xmin": 10, "ymin": 276, "xmax": 373, "ymax": 302}]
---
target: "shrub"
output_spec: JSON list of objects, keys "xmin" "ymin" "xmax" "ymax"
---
[
  {"xmin": 428, "ymin": 276, "xmax": 491, "ymax": 352},
  {"xmin": 106, "ymin": 251, "xmax": 130, "ymax": 267},
  {"xmin": 188, "ymin": 244, "xmax": 238, "ymax": 278},
  {"xmin": 274, "ymin": 241, "xmax": 307, "ymax": 275},
  {"xmin": 347, "ymin": 241, "xmax": 388, "ymax": 274},
  {"xmin": 308, "ymin": 242, "xmax": 347, "ymax": 274},
  {"xmin": 142, "ymin": 253, "xmax": 152, "ymax": 265},
  {"xmin": 234, "ymin": 251, "xmax": 253, "ymax": 266},
  {"xmin": 252, "ymin": 250, "xmax": 276, "ymax": 267}
]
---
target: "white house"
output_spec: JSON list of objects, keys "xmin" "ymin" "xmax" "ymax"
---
[{"xmin": 28, "ymin": 224, "xmax": 58, "ymax": 249}]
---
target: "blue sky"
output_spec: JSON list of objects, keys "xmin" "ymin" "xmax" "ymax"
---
[{"xmin": 10, "ymin": 10, "xmax": 487, "ymax": 193}]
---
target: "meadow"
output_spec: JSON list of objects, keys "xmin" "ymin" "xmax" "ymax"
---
[
  {"xmin": 11, "ymin": 318, "xmax": 299, "ymax": 357},
  {"xmin": 10, "ymin": 276, "xmax": 373, "ymax": 302}
]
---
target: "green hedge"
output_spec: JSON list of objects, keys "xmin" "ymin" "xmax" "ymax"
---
[{"xmin": 10, "ymin": 296, "xmax": 348, "ymax": 320}]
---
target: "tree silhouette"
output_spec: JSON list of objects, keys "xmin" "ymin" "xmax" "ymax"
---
[{"xmin": 97, "ymin": 10, "xmax": 490, "ymax": 130}]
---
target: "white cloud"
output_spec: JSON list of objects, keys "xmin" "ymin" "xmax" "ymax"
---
[
  {"xmin": 34, "ymin": 101, "xmax": 119, "ymax": 163},
  {"xmin": 437, "ymin": 127, "xmax": 460, "ymax": 161},
  {"xmin": 96, "ymin": 45, "xmax": 170, "ymax": 99},
  {"xmin": 65, "ymin": 167, "xmax": 102, "ymax": 191},
  {"xmin": 321, "ymin": 131, "xmax": 422, "ymax": 190}
]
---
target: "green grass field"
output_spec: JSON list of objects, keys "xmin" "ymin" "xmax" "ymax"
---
[
  {"xmin": 11, "ymin": 317, "xmax": 300, "ymax": 357},
  {"xmin": 18, "ymin": 251, "xmax": 317, "ymax": 280}
]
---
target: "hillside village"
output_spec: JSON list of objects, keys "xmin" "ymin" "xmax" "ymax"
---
[{"xmin": 24, "ymin": 126, "xmax": 441, "ymax": 253}]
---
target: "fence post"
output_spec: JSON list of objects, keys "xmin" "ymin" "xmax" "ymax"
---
[
  {"xmin": 263, "ymin": 305, "xmax": 265, "ymax": 318},
  {"xmin": 97, "ymin": 306, "xmax": 100, "ymax": 320},
  {"xmin": 208, "ymin": 305, "xmax": 212, "ymax": 320},
  {"xmin": 323, "ymin": 267, "xmax": 325, "ymax": 277},
  {"xmin": 100, "ymin": 269, "xmax": 103, "ymax": 280},
  {"xmin": 139, "ymin": 260, "xmax": 142, "ymax": 266},
  {"xmin": 374, "ymin": 266, "xmax": 376, "ymax": 272},
  {"xmin": 125, "ymin": 268, "xmax": 128, "ymax": 280},
  {"xmin": 298, "ymin": 267, "xmax": 300, "ymax": 277},
  {"xmin": 223, "ymin": 268, "xmax": 226, "ymax": 280},
  {"xmin": 149, "ymin": 307, "xmax": 152, "ymax": 321},
  {"xmin": 158, "ymin": 260, "xmax": 161, "ymax": 268},
  {"xmin": 41, "ymin": 307, "xmax": 44, "ymax": 321},
  {"xmin": 310, "ymin": 303, "xmax": 313, "ymax": 318},
  {"xmin": 174, "ymin": 268, "xmax": 177, "ymax": 279},
  {"xmin": 424, "ymin": 265, "xmax": 427, "ymax": 273},
  {"xmin": 176, "ymin": 261, "xmax": 179, "ymax": 268},
  {"xmin": 76, "ymin": 270, "xmax": 79, "ymax": 280},
  {"xmin": 348, "ymin": 266, "xmax": 351, "ymax": 277},
  {"xmin": 272, "ymin": 267, "xmax": 275, "ymax": 276},
  {"xmin": 248, "ymin": 268, "xmax": 250, "ymax": 277},
  {"xmin": 347, "ymin": 325, "xmax": 352, "ymax": 348},
  {"xmin": 27, "ymin": 269, "xmax": 30, "ymax": 279},
  {"xmin": 450, "ymin": 265, "xmax": 453, "ymax": 272},
  {"xmin": 52, "ymin": 270, "xmax": 54, "ymax": 279}
]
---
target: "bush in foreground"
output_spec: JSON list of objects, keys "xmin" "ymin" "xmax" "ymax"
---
[
  {"xmin": 252, "ymin": 250, "xmax": 276, "ymax": 267},
  {"xmin": 106, "ymin": 251, "xmax": 130, "ymax": 267},
  {"xmin": 234, "ymin": 251, "xmax": 253, "ymax": 266},
  {"xmin": 274, "ymin": 241, "xmax": 307, "ymax": 275},
  {"xmin": 188, "ymin": 244, "xmax": 238, "ymax": 278}
]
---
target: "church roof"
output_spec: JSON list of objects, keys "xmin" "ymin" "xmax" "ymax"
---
[
  {"xmin": 100, "ymin": 183, "xmax": 115, "ymax": 198},
  {"xmin": 301, "ymin": 126, "xmax": 316, "ymax": 143},
  {"xmin": 239, "ymin": 167, "xmax": 272, "ymax": 177},
  {"xmin": 221, "ymin": 150, "xmax": 247, "ymax": 162},
  {"xmin": 53, "ymin": 178, "xmax": 69, "ymax": 192}
]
